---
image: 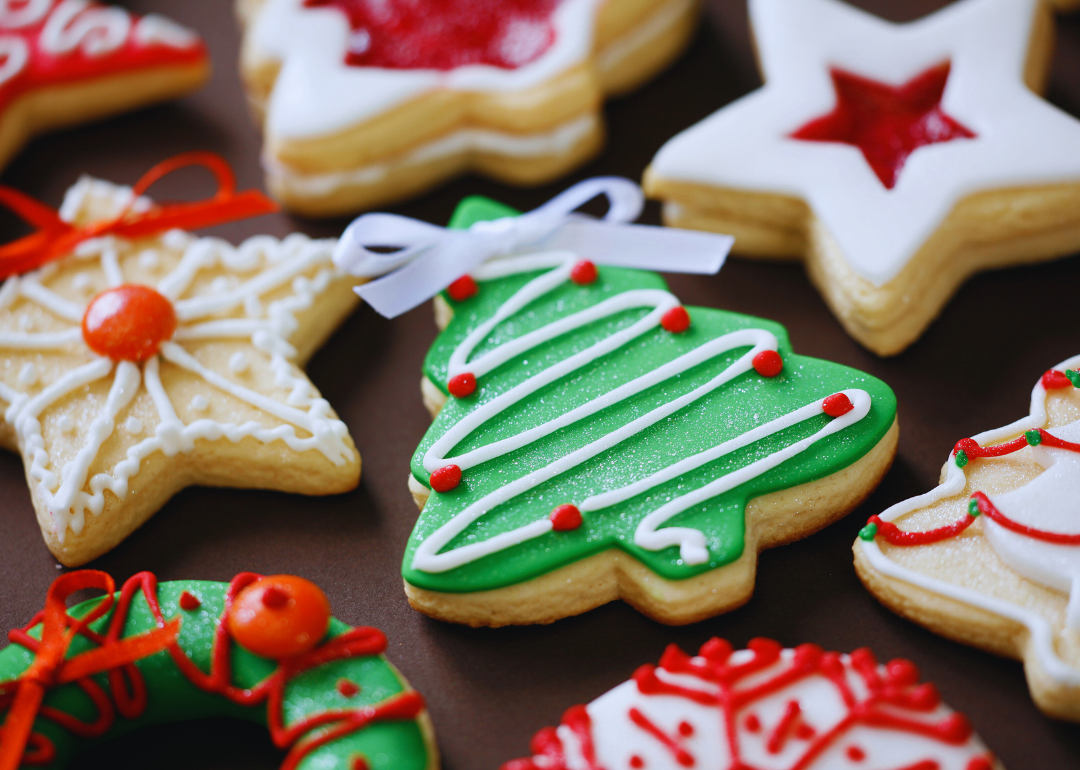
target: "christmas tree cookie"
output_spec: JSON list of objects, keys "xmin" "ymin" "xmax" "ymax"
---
[
  {"xmin": 401, "ymin": 195, "xmax": 898, "ymax": 626},
  {"xmin": 0, "ymin": 571, "xmax": 436, "ymax": 770},
  {"xmin": 856, "ymin": 356, "xmax": 1080, "ymax": 721}
]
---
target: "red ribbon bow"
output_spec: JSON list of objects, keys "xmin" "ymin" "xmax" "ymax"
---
[
  {"xmin": 0, "ymin": 570, "xmax": 180, "ymax": 770},
  {"xmin": 0, "ymin": 152, "xmax": 279, "ymax": 280}
]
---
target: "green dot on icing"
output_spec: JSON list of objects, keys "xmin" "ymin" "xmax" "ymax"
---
[
  {"xmin": 968, "ymin": 498, "xmax": 981, "ymax": 517},
  {"xmin": 1025, "ymin": 429, "xmax": 1042, "ymax": 446},
  {"xmin": 1068, "ymin": 369, "xmax": 1080, "ymax": 388},
  {"xmin": 859, "ymin": 523, "xmax": 878, "ymax": 541},
  {"xmin": 955, "ymin": 450, "xmax": 969, "ymax": 468}
]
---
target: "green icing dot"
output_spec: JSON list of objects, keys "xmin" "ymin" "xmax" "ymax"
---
[
  {"xmin": 955, "ymin": 449, "xmax": 969, "ymax": 468},
  {"xmin": 1068, "ymin": 370, "xmax": 1080, "ymax": 388},
  {"xmin": 968, "ymin": 498, "xmax": 981, "ymax": 517},
  {"xmin": 858, "ymin": 522, "xmax": 878, "ymax": 541},
  {"xmin": 1025, "ymin": 429, "xmax": 1042, "ymax": 446}
]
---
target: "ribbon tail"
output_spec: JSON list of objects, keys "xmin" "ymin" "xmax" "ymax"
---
[
  {"xmin": 545, "ymin": 221, "xmax": 733, "ymax": 274},
  {"xmin": 111, "ymin": 191, "xmax": 278, "ymax": 240},
  {"xmin": 0, "ymin": 680, "xmax": 45, "ymax": 770},
  {"xmin": 56, "ymin": 618, "xmax": 181, "ymax": 684}
]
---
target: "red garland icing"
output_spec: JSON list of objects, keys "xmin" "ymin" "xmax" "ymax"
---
[
  {"xmin": 866, "ymin": 428, "xmax": 1080, "ymax": 547},
  {"xmin": 0, "ymin": 2, "xmax": 207, "ymax": 116},
  {"xmin": 0, "ymin": 571, "xmax": 424, "ymax": 770},
  {"xmin": 502, "ymin": 637, "xmax": 994, "ymax": 770},
  {"xmin": 302, "ymin": 0, "xmax": 561, "ymax": 71},
  {"xmin": 790, "ymin": 62, "xmax": 976, "ymax": 190}
]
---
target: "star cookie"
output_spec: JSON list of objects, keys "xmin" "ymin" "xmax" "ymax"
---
[
  {"xmin": 0, "ymin": 1, "xmax": 209, "ymax": 171},
  {"xmin": 644, "ymin": 0, "xmax": 1080, "ymax": 356},
  {"xmin": 856, "ymin": 356, "xmax": 1080, "ymax": 721},
  {"xmin": 0, "ymin": 173, "xmax": 361, "ymax": 566},
  {"xmin": 236, "ymin": 0, "xmax": 699, "ymax": 216}
]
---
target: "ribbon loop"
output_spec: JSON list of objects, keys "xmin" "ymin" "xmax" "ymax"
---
[{"xmin": 332, "ymin": 177, "xmax": 732, "ymax": 319}]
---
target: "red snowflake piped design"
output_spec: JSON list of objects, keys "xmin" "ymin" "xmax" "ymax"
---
[
  {"xmin": 502, "ymin": 637, "xmax": 996, "ymax": 770},
  {"xmin": 302, "ymin": 0, "xmax": 561, "ymax": 71}
]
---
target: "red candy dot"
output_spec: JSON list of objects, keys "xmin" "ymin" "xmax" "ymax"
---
[
  {"xmin": 570, "ymin": 260, "xmax": 598, "ymax": 285},
  {"xmin": 430, "ymin": 464, "xmax": 462, "ymax": 493},
  {"xmin": 753, "ymin": 350, "xmax": 783, "ymax": 377},
  {"xmin": 744, "ymin": 713, "xmax": 761, "ymax": 733},
  {"xmin": 179, "ymin": 591, "xmax": 201, "ymax": 611},
  {"xmin": 1042, "ymin": 369, "xmax": 1072, "ymax": 390},
  {"xmin": 448, "ymin": 373, "xmax": 477, "ymax": 398},
  {"xmin": 227, "ymin": 575, "xmax": 331, "ymax": 659},
  {"xmin": 630, "ymin": 756, "xmax": 644, "ymax": 769},
  {"xmin": 822, "ymin": 393, "xmax": 854, "ymax": 417},
  {"xmin": 661, "ymin": 306, "xmax": 691, "ymax": 333},
  {"xmin": 82, "ymin": 285, "xmax": 177, "ymax": 362},
  {"xmin": 352, "ymin": 757, "xmax": 370, "ymax": 770},
  {"xmin": 337, "ymin": 678, "xmax": 361, "ymax": 697},
  {"xmin": 550, "ymin": 504, "xmax": 582, "ymax": 531},
  {"xmin": 678, "ymin": 721, "xmax": 694, "ymax": 737},
  {"xmin": 935, "ymin": 713, "xmax": 973, "ymax": 743},
  {"xmin": 447, "ymin": 275, "xmax": 478, "ymax": 302},
  {"xmin": 886, "ymin": 658, "xmax": 920, "ymax": 686},
  {"xmin": 846, "ymin": 745, "xmax": 866, "ymax": 762}
]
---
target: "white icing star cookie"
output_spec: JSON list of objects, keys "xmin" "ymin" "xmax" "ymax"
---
[
  {"xmin": 236, "ymin": 0, "xmax": 698, "ymax": 216},
  {"xmin": 0, "ymin": 175, "xmax": 361, "ymax": 566},
  {"xmin": 644, "ymin": 0, "xmax": 1080, "ymax": 356}
]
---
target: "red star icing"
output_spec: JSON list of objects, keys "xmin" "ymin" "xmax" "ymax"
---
[
  {"xmin": 302, "ymin": 0, "xmax": 561, "ymax": 70},
  {"xmin": 0, "ymin": 1, "xmax": 206, "ymax": 114},
  {"xmin": 790, "ymin": 62, "xmax": 975, "ymax": 189}
]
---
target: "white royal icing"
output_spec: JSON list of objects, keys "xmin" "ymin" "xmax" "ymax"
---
[
  {"xmin": 649, "ymin": 0, "xmax": 1080, "ymax": 287},
  {"xmin": 412, "ymin": 253, "xmax": 872, "ymax": 573},
  {"xmin": 858, "ymin": 353, "xmax": 1080, "ymax": 686},
  {"xmin": 0, "ymin": 179, "xmax": 354, "ymax": 541}
]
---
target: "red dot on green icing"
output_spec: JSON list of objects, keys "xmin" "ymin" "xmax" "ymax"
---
[
  {"xmin": 1042, "ymin": 369, "xmax": 1071, "ymax": 390},
  {"xmin": 661, "ymin": 306, "xmax": 691, "ymax": 333},
  {"xmin": 569, "ymin": 260, "xmax": 598, "ymax": 285},
  {"xmin": 550, "ymin": 504, "xmax": 582, "ymax": 531},
  {"xmin": 752, "ymin": 350, "xmax": 783, "ymax": 377},
  {"xmin": 337, "ymin": 678, "xmax": 361, "ymax": 697},
  {"xmin": 351, "ymin": 756, "xmax": 371, "ymax": 770},
  {"xmin": 822, "ymin": 393, "xmax": 853, "ymax": 417},
  {"xmin": 448, "ymin": 373, "xmax": 477, "ymax": 398},
  {"xmin": 447, "ymin": 276, "xmax": 478, "ymax": 302},
  {"xmin": 179, "ymin": 591, "xmax": 201, "ymax": 611},
  {"xmin": 430, "ymin": 464, "xmax": 462, "ymax": 493}
]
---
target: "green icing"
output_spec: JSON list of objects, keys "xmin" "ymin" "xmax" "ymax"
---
[
  {"xmin": 0, "ymin": 580, "xmax": 430, "ymax": 770},
  {"xmin": 403, "ymin": 196, "xmax": 897, "ymax": 594}
]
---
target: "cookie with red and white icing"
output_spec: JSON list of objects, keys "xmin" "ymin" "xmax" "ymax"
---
[
  {"xmin": 0, "ymin": 164, "xmax": 361, "ymax": 566},
  {"xmin": 643, "ymin": 0, "xmax": 1080, "ymax": 356},
  {"xmin": 503, "ymin": 637, "xmax": 999, "ymax": 770},
  {"xmin": 855, "ymin": 356, "xmax": 1080, "ymax": 721},
  {"xmin": 236, "ymin": 0, "xmax": 698, "ymax": 216},
  {"xmin": 0, "ymin": 1, "xmax": 208, "ymax": 170}
]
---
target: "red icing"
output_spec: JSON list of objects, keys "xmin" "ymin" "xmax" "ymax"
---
[
  {"xmin": 570, "ymin": 260, "xmax": 599, "ymax": 285},
  {"xmin": 790, "ymin": 62, "xmax": 975, "ymax": 190},
  {"xmin": 447, "ymin": 276, "xmax": 479, "ymax": 302},
  {"xmin": 822, "ymin": 393, "xmax": 854, "ymax": 418},
  {"xmin": 629, "ymin": 756, "xmax": 644, "ymax": 768},
  {"xmin": 0, "ymin": 571, "xmax": 423, "ymax": 770},
  {"xmin": 0, "ymin": 2, "xmax": 206, "ymax": 119},
  {"xmin": 753, "ymin": 350, "xmax": 783, "ymax": 378},
  {"xmin": 660, "ymin": 306, "xmax": 691, "ymax": 334},
  {"xmin": 351, "ymin": 757, "xmax": 370, "ymax": 770},
  {"xmin": 430, "ymin": 464, "xmax": 462, "ymax": 493},
  {"xmin": 1042, "ymin": 369, "xmax": 1073, "ymax": 390},
  {"xmin": 550, "ymin": 504, "xmax": 582, "ymax": 532},
  {"xmin": 337, "ymin": 679, "xmax": 361, "ymax": 698},
  {"xmin": 448, "ymin": 373, "xmax": 477, "ymax": 398},
  {"xmin": 303, "ymin": 0, "xmax": 561, "ymax": 71},
  {"xmin": 503, "ymin": 638, "xmax": 981, "ymax": 770},
  {"xmin": 967, "ymin": 757, "xmax": 995, "ymax": 770},
  {"xmin": 178, "ymin": 591, "xmax": 201, "ymax": 611},
  {"xmin": 82, "ymin": 285, "xmax": 176, "ymax": 361}
]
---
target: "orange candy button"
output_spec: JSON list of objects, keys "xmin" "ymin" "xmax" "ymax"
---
[
  {"xmin": 227, "ymin": 575, "xmax": 331, "ymax": 659},
  {"xmin": 82, "ymin": 284, "xmax": 177, "ymax": 362}
]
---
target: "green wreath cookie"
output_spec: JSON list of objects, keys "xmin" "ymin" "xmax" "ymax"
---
[
  {"xmin": 0, "ymin": 571, "xmax": 436, "ymax": 770},
  {"xmin": 402, "ymin": 196, "xmax": 899, "ymax": 627}
]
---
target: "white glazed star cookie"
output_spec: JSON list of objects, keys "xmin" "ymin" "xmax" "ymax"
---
[
  {"xmin": 236, "ymin": 0, "xmax": 699, "ymax": 216},
  {"xmin": 0, "ymin": 172, "xmax": 361, "ymax": 566}
]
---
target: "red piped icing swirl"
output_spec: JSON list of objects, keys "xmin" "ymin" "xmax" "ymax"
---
[{"xmin": 0, "ymin": 571, "xmax": 424, "ymax": 770}]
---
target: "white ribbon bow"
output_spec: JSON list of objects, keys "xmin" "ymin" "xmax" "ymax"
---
[{"xmin": 332, "ymin": 177, "xmax": 734, "ymax": 318}]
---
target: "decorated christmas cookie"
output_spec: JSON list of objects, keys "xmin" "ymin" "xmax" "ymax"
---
[
  {"xmin": 643, "ymin": 0, "xmax": 1080, "ymax": 356},
  {"xmin": 856, "ymin": 356, "xmax": 1080, "ymax": 721},
  {"xmin": 236, "ymin": 0, "xmax": 698, "ymax": 216},
  {"xmin": 502, "ymin": 637, "xmax": 999, "ymax": 770},
  {"xmin": 0, "ymin": 1, "xmax": 208, "ymax": 171},
  {"xmin": 333, "ymin": 180, "xmax": 898, "ymax": 626},
  {"xmin": 0, "ymin": 570, "xmax": 436, "ymax": 770},
  {"xmin": 0, "ymin": 154, "xmax": 361, "ymax": 567}
]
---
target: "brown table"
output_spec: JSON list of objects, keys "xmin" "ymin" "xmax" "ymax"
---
[{"xmin": 1, "ymin": 1, "xmax": 1078, "ymax": 767}]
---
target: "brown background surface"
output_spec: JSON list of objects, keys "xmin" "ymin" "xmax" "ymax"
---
[{"xmin": 1, "ymin": 0, "xmax": 1079, "ymax": 767}]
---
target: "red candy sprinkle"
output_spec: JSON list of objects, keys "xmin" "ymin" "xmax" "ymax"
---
[
  {"xmin": 337, "ymin": 678, "xmax": 361, "ymax": 697},
  {"xmin": 447, "ymin": 276, "xmax": 479, "ymax": 302},
  {"xmin": 352, "ymin": 757, "xmax": 370, "ymax": 770},
  {"xmin": 753, "ymin": 350, "xmax": 783, "ymax": 377},
  {"xmin": 430, "ymin": 464, "xmax": 462, "ymax": 493},
  {"xmin": 448, "ymin": 373, "xmax": 477, "ymax": 398},
  {"xmin": 226, "ymin": 575, "xmax": 332, "ymax": 659},
  {"xmin": 744, "ymin": 714, "xmax": 761, "ymax": 733},
  {"xmin": 570, "ymin": 260, "xmax": 599, "ymax": 285},
  {"xmin": 660, "ymin": 306, "xmax": 691, "ymax": 333},
  {"xmin": 82, "ymin": 285, "xmax": 177, "ymax": 362},
  {"xmin": 179, "ymin": 591, "xmax": 201, "ymax": 611},
  {"xmin": 822, "ymin": 393, "xmax": 854, "ymax": 417},
  {"xmin": 629, "ymin": 757, "xmax": 644, "ymax": 769},
  {"xmin": 550, "ymin": 504, "xmax": 582, "ymax": 531},
  {"xmin": 1042, "ymin": 369, "xmax": 1072, "ymax": 390},
  {"xmin": 846, "ymin": 745, "xmax": 866, "ymax": 761},
  {"xmin": 677, "ymin": 721, "xmax": 693, "ymax": 737}
]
